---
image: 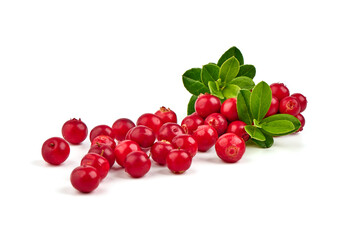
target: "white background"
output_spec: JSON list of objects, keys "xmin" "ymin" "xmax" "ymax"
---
[{"xmin": 0, "ymin": 0, "xmax": 359, "ymax": 239}]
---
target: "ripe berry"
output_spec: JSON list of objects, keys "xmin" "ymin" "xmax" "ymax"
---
[
  {"xmin": 295, "ymin": 113, "xmax": 305, "ymax": 132},
  {"xmin": 124, "ymin": 151, "xmax": 151, "ymax": 178},
  {"xmin": 215, "ymin": 133, "xmax": 246, "ymax": 163},
  {"xmin": 181, "ymin": 113, "xmax": 204, "ymax": 135},
  {"xmin": 166, "ymin": 149, "xmax": 192, "ymax": 174},
  {"xmin": 220, "ymin": 98, "xmax": 239, "ymax": 122},
  {"xmin": 112, "ymin": 118, "xmax": 135, "ymax": 141},
  {"xmin": 155, "ymin": 106, "xmax": 177, "ymax": 124},
  {"xmin": 150, "ymin": 141, "xmax": 174, "ymax": 166},
  {"xmin": 195, "ymin": 93, "xmax": 221, "ymax": 118},
  {"xmin": 291, "ymin": 93, "xmax": 307, "ymax": 112},
  {"xmin": 70, "ymin": 166, "xmax": 100, "ymax": 193},
  {"xmin": 114, "ymin": 140, "xmax": 142, "ymax": 167},
  {"xmin": 41, "ymin": 137, "xmax": 70, "ymax": 165},
  {"xmin": 81, "ymin": 153, "xmax": 110, "ymax": 180},
  {"xmin": 157, "ymin": 122, "xmax": 185, "ymax": 142},
  {"xmin": 89, "ymin": 125, "xmax": 115, "ymax": 142},
  {"xmin": 192, "ymin": 125, "xmax": 218, "ymax": 152},
  {"xmin": 226, "ymin": 121, "xmax": 250, "ymax": 141},
  {"xmin": 171, "ymin": 134, "xmax": 198, "ymax": 157},
  {"xmin": 125, "ymin": 125, "xmax": 156, "ymax": 149},
  {"xmin": 279, "ymin": 96, "xmax": 301, "ymax": 116},
  {"xmin": 61, "ymin": 118, "xmax": 88, "ymax": 145},
  {"xmin": 204, "ymin": 113, "xmax": 228, "ymax": 136},
  {"xmin": 88, "ymin": 143, "xmax": 115, "ymax": 167},
  {"xmin": 91, "ymin": 135, "xmax": 116, "ymax": 150},
  {"xmin": 137, "ymin": 113, "xmax": 163, "ymax": 134},
  {"xmin": 265, "ymin": 96, "xmax": 280, "ymax": 118},
  {"xmin": 270, "ymin": 83, "xmax": 290, "ymax": 101}
]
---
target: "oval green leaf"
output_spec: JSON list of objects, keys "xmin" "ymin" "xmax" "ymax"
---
[
  {"xmin": 223, "ymin": 84, "xmax": 240, "ymax": 99},
  {"xmin": 182, "ymin": 68, "xmax": 209, "ymax": 95},
  {"xmin": 230, "ymin": 76, "xmax": 255, "ymax": 90},
  {"xmin": 201, "ymin": 63, "xmax": 219, "ymax": 87},
  {"xmin": 237, "ymin": 64, "xmax": 256, "ymax": 78},
  {"xmin": 219, "ymin": 56, "xmax": 240, "ymax": 84},
  {"xmin": 236, "ymin": 89, "xmax": 253, "ymax": 125},
  {"xmin": 252, "ymin": 131, "xmax": 274, "ymax": 148},
  {"xmin": 260, "ymin": 114, "xmax": 301, "ymax": 136},
  {"xmin": 250, "ymin": 81, "xmax": 272, "ymax": 121},
  {"xmin": 187, "ymin": 95, "xmax": 198, "ymax": 115},
  {"xmin": 261, "ymin": 120, "xmax": 295, "ymax": 135},
  {"xmin": 244, "ymin": 125, "xmax": 266, "ymax": 141},
  {"xmin": 208, "ymin": 81, "xmax": 224, "ymax": 99},
  {"xmin": 217, "ymin": 46, "xmax": 244, "ymax": 66}
]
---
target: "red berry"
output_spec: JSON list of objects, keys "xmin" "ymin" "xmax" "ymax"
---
[
  {"xmin": 226, "ymin": 121, "xmax": 250, "ymax": 141},
  {"xmin": 295, "ymin": 113, "xmax": 305, "ymax": 132},
  {"xmin": 125, "ymin": 125, "xmax": 156, "ymax": 149},
  {"xmin": 112, "ymin": 118, "xmax": 135, "ymax": 141},
  {"xmin": 124, "ymin": 151, "xmax": 151, "ymax": 178},
  {"xmin": 204, "ymin": 113, "xmax": 228, "ymax": 136},
  {"xmin": 89, "ymin": 125, "xmax": 114, "ymax": 142},
  {"xmin": 220, "ymin": 98, "xmax": 239, "ymax": 122},
  {"xmin": 150, "ymin": 141, "xmax": 174, "ymax": 165},
  {"xmin": 155, "ymin": 106, "xmax": 177, "ymax": 124},
  {"xmin": 81, "ymin": 153, "xmax": 110, "ymax": 180},
  {"xmin": 171, "ymin": 134, "xmax": 198, "ymax": 157},
  {"xmin": 61, "ymin": 118, "xmax": 88, "ymax": 145},
  {"xmin": 70, "ymin": 166, "xmax": 100, "ymax": 193},
  {"xmin": 114, "ymin": 140, "xmax": 142, "ymax": 167},
  {"xmin": 195, "ymin": 93, "xmax": 221, "ymax": 118},
  {"xmin": 279, "ymin": 96, "xmax": 301, "ymax": 116},
  {"xmin": 41, "ymin": 137, "xmax": 70, "ymax": 165},
  {"xmin": 166, "ymin": 149, "xmax": 192, "ymax": 174},
  {"xmin": 215, "ymin": 133, "xmax": 246, "ymax": 163},
  {"xmin": 192, "ymin": 125, "xmax": 218, "ymax": 152},
  {"xmin": 157, "ymin": 122, "xmax": 185, "ymax": 142},
  {"xmin": 265, "ymin": 96, "xmax": 280, "ymax": 118},
  {"xmin": 181, "ymin": 113, "xmax": 204, "ymax": 135},
  {"xmin": 291, "ymin": 93, "xmax": 307, "ymax": 112},
  {"xmin": 137, "ymin": 113, "xmax": 163, "ymax": 134},
  {"xmin": 88, "ymin": 143, "xmax": 115, "ymax": 168},
  {"xmin": 270, "ymin": 83, "xmax": 290, "ymax": 101},
  {"xmin": 91, "ymin": 135, "xmax": 116, "ymax": 150}
]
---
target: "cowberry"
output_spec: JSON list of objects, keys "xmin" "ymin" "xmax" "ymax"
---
[
  {"xmin": 150, "ymin": 141, "xmax": 174, "ymax": 165},
  {"xmin": 171, "ymin": 134, "xmax": 198, "ymax": 157},
  {"xmin": 136, "ymin": 113, "xmax": 163, "ymax": 134},
  {"xmin": 291, "ymin": 93, "xmax": 307, "ymax": 112},
  {"xmin": 265, "ymin": 96, "xmax": 280, "ymax": 118},
  {"xmin": 88, "ymin": 143, "xmax": 115, "ymax": 167},
  {"xmin": 220, "ymin": 98, "xmax": 239, "ymax": 122},
  {"xmin": 124, "ymin": 151, "xmax": 151, "ymax": 178},
  {"xmin": 91, "ymin": 135, "xmax": 116, "ymax": 150},
  {"xmin": 70, "ymin": 166, "xmax": 100, "ymax": 193},
  {"xmin": 81, "ymin": 153, "xmax": 110, "ymax": 180},
  {"xmin": 114, "ymin": 140, "xmax": 142, "ymax": 167},
  {"xmin": 157, "ymin": 122, "xmax": 185, "ymax": 142},
  {"xmin": 125, "ymin": 125, "xmax": 156, "ymax": 149},
  {"xmin": 204, "ymin": 113, "xmax": 228, "ymax": 136},
  {"xmin": 181, "ymin": 113, "xmax": 204, "ymax": 135},
  {"xmin": 295, "ymin": 113, "xmax": 305, "ymax": 132},
  {"xmin": 279, "ymin": 96, "xmax": 301, "ymax": 116},
  {"xmin": 195, "ymin": 93, "xmax": 221, "ymax": 118},
  {"xmin": 89, "ymin": 125, "xmax": 114, "ymax": 142},
  {"xmin": 215, "ymin": 133, "xmax": 245, "ymax": 163},
  {"xmin": 41, "ymin": 137, "xmax": 70, "ymax": 165},
  {"xmin": 61, "ymin": 118, "xmax": 88, "ymax": 145},
  {"xmin": 270, "ymin": 83, "xmax": 290, "ymax": 101},
  {"xmin": 226, "ymin": 121, "xmax": 250, "ymax": 141},
  {"xmin": 112, "ymin": 118, "xmax": 135, "ymax": 141},
  {"xmin": 166, "ymin": 149, "xmax": 192, "ymax": 174},
  {"xmin": 155, "ymin": 106, "xmax": 177, "ymax": 124},
  {"xmin": 192, "ymin": 125, "xmax": 218, "ymax": 152}
]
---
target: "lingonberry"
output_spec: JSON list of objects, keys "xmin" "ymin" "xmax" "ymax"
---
[
  {"xmin": 136, "ymin": 113, "xmax": 163, "ymax": 134},
  {"xmin": 291, "ymin": 93, "xmax": 307, "ymax": 112},
  {"xmin": 166, "ymin": 149, "xmax": 192, "ymax": 174},
  {"xmin": 195, "ymin": 93, "xmax": 221, "ymax": 118},
  {"xmin": 181, "ymin": 113, "xmax": 204, "ymax": 135},
  {"xmin": 270, "ymin": 83, "xmax": 290, "ymax": 101},
  {"xmin": 88, "ymin": 143, "xmax": 115, "ymax": 167},
  {"xmin": 89, "ymin": 125, "xmax": 115, "ymax": 142},
  {"xmin": 91, "ymin": 135, "xmax": 116, "ymax": 150},
  {"xmin": 112, "ymin": 118, "xmax": 135, "ymax": 141},
  {"xmin": 226, "ymin": 121, "xmax": 250, "ymax": 141},
  {"xmin": 204, "ymin": 113, "xmax": 228, "ymax": 136},
  {"xmin": 279, "ymin": 96, "xmax": 301, "ymax": 116},
  {"xmin": 124, "ymin": 151, "xmax": 151, "ymax": 178},
  {"xmin": 125, "ymin": 125, "xmax": 156, "ymax": 149},
  {"xmin": 215, "ymin": 133, "xmax": 246, "ymax": 163},
  {"xmin": 295, "ymin": 113, "xmax": 305, "ymax": 132},
  {"xmin": 192, "ymin": 125, "xmax": 218, "ymax": 152},
  {"xmin": 41, "ymin": 137, "xmax": 70, "ymax": 165},
  {"xmin": 150, "ymin": 141, "xmax": 174, "ymax": 165},
  {"xmin": 265, "ymin": 96, "xmax": 280, "ymax": 118},
  {"xmin": 61, "ymin": 118, "xmax": 88, "ymax": 145},
  {"xmin": 155, "ymin": 106, "xmax": 177, "ymax": 124},
  {"xmin": 81, "ymin": 153, "xmax": 110, "ymax": 180},
  {"xmin": 70, "ymin": 166, "xmax": 100, "ymax": 193},
  {"xmin": 220, "ymin": 98, "xmax": 239, "ymax": 122},
  {"xmin": 114, "ymin": 140, "xmax": 142, "ymax": 167},
  {"xmin": 157, "ymin": 122, "xmax": 185, "ymax": 142},
  {"xmin": 171, "ymin": 134, "xmax": 198, "ymax": 157}
]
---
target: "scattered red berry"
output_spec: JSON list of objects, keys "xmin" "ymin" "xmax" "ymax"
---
[
  {"xmin": 89, "ymin": 125, "xmax": 114, "ymax": 142},
  {"xmin": 220, "ymin": 98, "xmax": 239, "ymax": 122},
  {"xmin": 112, "ymin": 118, "xmax": 135, "ymax": 141},
  {"xmin": 81, "ymin": 153, "xmax": 110, "ymax": 180},
  {"xmin": 41, "ymin": 137, "xmax": 70, "ymax": 165},
  {"xmin": 70, "ymin": 166, "xmax": 100, "ymax": 193},
  {"xmin": 124, "ymin": 151, "xmax": 151, "ymax": 178},
  {"xmin": 136, "ymin": 113, "xmax": 163, "ymax": 134},
  {"xmin": 215, "ymin": 133, "xmax": 245, "ymax": 163},
  {"xmin": 91, "ymin": 135, "xmax": 116, "ymax": 150},
  {"xmin": 270, "ymin": 83, "xmax": 290, "ymax": 101},
  {"xmin": 171, "ymin": 134, "xmax": 198, "ymax": 157},
  {"xmin": 295, "ymin": 113, "xmax": 305, "ymax": 132},
  {"xmin": 150, "ymin": 141, "xmax": 174, "ymax": 166},
  {"xmin": 61, "ymin": 118, "xmax": 88, "ymax": 145},
  {"xmin": 265, "ymin": 96, "xmax": 280, "ymax": 118},
  {"xmin": 155, "ymin": 106, "xmax": 177, "ymax": 124},
  {"xmin": 195, "ymin": 93, "xmax": 221, "ymax": 118},
  {"xmin": 166, "ymin": 149, "xmax": 192, "ymax": 174},
  {"xmin": 114, "ymin": 140, "xmax": 142, "ymax": 167},
  {"xmin": 181, "ymin": 112, "xmax": 204, "ymax": 135},
  {"xmin": 291, "ymin": 93, "xmax": 307, "ymax": 112},
  {"xmin": 157, "ymin": 122, "xmax": 185, "ymax": 142},
  {"xmin": 226, "ymin": 121, "xmax": 250, "ymax": 141},
  {"xmin": 192, "ymin": 125, "xmax": 218, "ymax": 152},
  {"xmin": 204, "ymin": 113, "xmax": 228, "ymax": 136},
  {"xmin": 279, "ymin": 96, "xmax": 301, "ymax": 116},
  {"xmin": 125, "ymin": 125, "xmax": 156, "ymax": 149},
  {"xmin": 88, "ymin": 143, "xmax": 115, "ymax": 167}
]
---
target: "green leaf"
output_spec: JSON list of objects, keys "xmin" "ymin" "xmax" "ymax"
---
[
  {"xmin": 252, "ymin": 131, "xmax": 274, "ymax": 148},
  {"xmin": 230, "ymin": 76, "xmax": 255, "ymax": 90},
  {"xmin": 237, "ymin": 64, "xmax": 256, "ymax": 78},
  {"xmin": 182, "ymin": 68, "xmax": 209, "ymax": 95},
  {"xmin": 260, "ymin": 114, "xmax": 301, "ymax": 136},
  {"xmin": 187, "ymin": 95, "xmax": 198, "ymax": 115},
  {"xmin": 219, "ymin": 56, "xmax": 240, "ymax": 84},
  {"xmin": 217, "ymin": 46, "xmax": 244, "ymax": 66},
  {"xmin": 261, "ymin": 120, "xmax": 295, "ymax": 135},
  {"xmin": 250, "ymin": 81, "xmax": 272, "ymax": 122},
  {"xmin": 222, "ymin": 84, "xmax": 240, "ymax": 98},
  {"xmin": 208, "ymin": 81, "xmax": 224, "ymax": 99},
  {"xmin": 236, "ymin": 89, "xmax": 253, "ymax": 125},
  {"xmin": 244, "ymin": 125, "xmax": 266, "ymax": 141},
  {"xmin": 201, "ymin": 63, "xmax": 219, "ymax": 87}
]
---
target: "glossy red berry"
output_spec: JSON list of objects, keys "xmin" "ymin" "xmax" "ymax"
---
[
  {"xmin": 114, "ymin": 140, "xmax": 142, "ymax": 167},
  {"xmin": 166, "ymin": 149, "xmax": 192, "ymax": 174},
  {"xmin": 220, "ymin": 98, "xmax": 239, "ymax": 122},
  {"xmin": 265, "ymin": 96, "xmax": 280, "ymax": 118},
  {"xmin": 91, "ymin": 135, "xmax": 116, "ymax": 150},
  {"xmin": 125, "ymin": 125, "xmax": 156, "ymax": 149},
  {"xmin": 295, "ymin": 113, "xmax": 305, "ymax": 132},
  {"xmin": 89, "ymin": 125, "xmax": 115, "ymax": 142},
  {"xmin": 215, "ymin": 133, "xmax": 246, "ymax": 163},
  {"xmin": 150, "ymin": 141, "xmax": 174, "ymax": 165},
  {"xmin": 270, "ymin": 83, "xmax": 290, "ymax": 101},
  {"xmin": 81, "ymin": 153, "xmax": 110, "ymax": 180},
  {"xmin": 70, "ymin": 166, "xmax": 100, "ymax": 193},
  {"xmin": 112, "ymin": 118, "xmax": 135, "ymax": 141},
  {"xmin": 124, "ymin": 151, "xmax": 151, "ymax": 178},
  {"xmin": 226, "ymin": 121, "xmax": 250, "ymax": 141},
  {"xmin": 192, "ymin": 125, "xmax": 218, "ymax": 152},
  {"xmin": 195, "ymin": 93, "xmax": 221, "ymax": 118},
  {"xmin": 204, "ymin": 113, "xmax": 228, "ymax": 136},
  {"xmin": 41, "ymin": 137, "xmax": 70, "ymax": 165},
  {"xmin": 279, "ymin": 96, "xmax": 301, "ymax": 116},
  {"xmin": 61, "ymin": 118, "xmax": 88, "ymax": 145},
  {"xmin": 88, "ymin": 143, "xmax": 115, "ymax": 167},
  {"xmin": 171, "ymin": 134, "xmax": 198, "ymax": 157},
  {"xmin": 157, "ymin": 122, "xmax": 185, "ymax": 142},
  {"xmin": 181, "ymin": 113, "xmax": 204, "ymax": 135},
  {"xmin": 137, "ymin": 113, "xmax": 163, "ymax": 134},
  {"xmin": 291, "ymin": 93, "xmax": 307, "ymax": 112},
  {"xmin": 155, "ymin": 106, "xmax": 177, "ymax": 124}
]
